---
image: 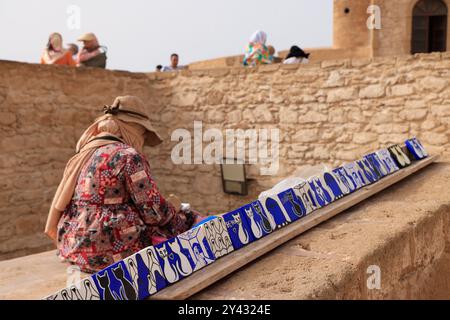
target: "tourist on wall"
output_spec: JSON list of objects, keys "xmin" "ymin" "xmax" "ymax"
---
[
  {"xmin": 40, "ymin": 33, "xmax": 76, "ymax": 66},
  {"xmin": 243, "ymin": 30, "xmax": 272, "ymax": 66},
  {"xmin": 267, "ymin": 45, "xmax": 282, "ymax": 63},
  {"xmin": 76, "ymin": 33, "xmax": 108, "ymax": 68},
  {"xmin": 283, "ymin": 45, "xmax": 310, "ymax": 64},
  {"xmin": 162, "ymin": 53, "xmax": 187, "ymax": 72},
  {"xmin": 66, "ymin": 43, "xmax": 79, "ymax": 60},
  {"xmin": 45, "ymin": 96, "xmax": 205, "ymax": 273},
  {"xmin": 156, "ymin": 64, "xmax": 163, "ymax": 72}
]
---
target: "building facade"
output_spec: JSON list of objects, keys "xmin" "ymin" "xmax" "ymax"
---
[{"xmin": 334, "ymin": 0, "xmax": 450, "ymax": 57}]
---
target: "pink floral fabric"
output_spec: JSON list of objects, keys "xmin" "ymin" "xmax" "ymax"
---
[{"xmin": 57, "ymin": 143, "xmax": 197, "ymax": 273}]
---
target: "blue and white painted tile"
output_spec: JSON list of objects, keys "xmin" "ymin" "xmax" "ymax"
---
[
  {"xmin": 203, "ymin": 216, "xmax": 234, "ymax": 259},
  {"xmin": 259, "ymin": 193, "xmax": 294, "ymax": 229},
  {"xmin": 240, "ymin": 201, "xmax": 274, "ymax": 240},
  {"xmin": 388, "ymin": 144, "xmax": 412, "ymax": 168},
  {"xmin": 93, "ymin": 261, "xmax": 138, "ymax": 300},
  {"xmin": 177, "ymin": 226, "xmax": 216, "ymax": 271},
  {"xmin": 222, "ymin": 209, "xmax": 255, "ymax": 250},
  {"xmin": 376, "ymin": 149, "xmax": 400, "ymax": 174},
  {"xmin": 308, "ymin": 176, "xmax": 334, "ymax": 207},
  {"xmin": 343, "ymin": 162, "xmax": 367, "ymax": 189},
  {"xmin": 332, "ymin": 167, "xmax": 358, "ymax": 193},
  {"xmin": 123, "ymin": 246, "xmax": 167, "ymax": 299},
  {"xmin": 292, "ymin": 181, "xmax": 319, "ymax": 215},
  {"xmin": 405, "ymin": 137, "xmax": 428, "ymax": 160},
  {"xmin": 355, "ymin": 158, "xmax": 378, "ymax": 184},
  {"xmin": 322, "ymin": 171, "xmax": 346, "ymax": 200},
  {"xmin": 44, "ymin": 276, "xmax": 100, "ymax": 300},
  {"xmin": 363, "ymin": 153, "xmax": 388, "ymax": 178},
  {"xmin": 154, "ymin": 237, "xmax": 196, "ymax": 285},
  {"xmin": 277, "ymin": 188, "xmax": 307, "ymax": 221}
]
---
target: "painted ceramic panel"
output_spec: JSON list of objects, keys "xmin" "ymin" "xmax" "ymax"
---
[
  {"xmin": 405, "ymin": 137, "xmax": 428, "ymax": 160},
  {"xmin": 332, "ymin": 167, "xmax": 357, "ymax": 193},
  {"xmin": 277, "ymin": 188, "xmax": 307, "ymax": 221},
  {"xmin": 322, "ymin": 171, "xmax": 345, "ymax": 200},
  {"xmin": 355, "ymin": 159, "xmax": 378, "ymax": 184},
  {"xmin": 222, "ymin": 209, "xmax": 255, "ymax": 250},
  {"xmin": 376, "ymin": 149, "xmax": 400, "ymax": 174},
  {"xmin": 308, "ymin": 176, "xmax": 334, "ymax": 207},
  {"xmin": 292, "ymin": 181, "xmax": 319, "ymax": 215},
  {"xmin": 93, "ymin": 261, "xmax": 138, "ymax": 300},
  {"xmin": 260, "ymin": 195, "xmax": 292, "ymax": 229},
  {"xmin": 343, "ymin": 162, "xmax": 366, "ymax": 189},
  {"xmin": 240, "ymin": 201, "xmax": 274, "ymax": 240},
  {"xmin": 44, "ymin": 276, "xmax": 100, "ymax": 300},
  {"xmin": 177, "ymin": 226, "xmax": 216, "ymax": 271},
  {"xmin": 154, "ymin": 237, "xmax": 196, "ymax": 285},
  {"xmin": 388, "ymin": 144, "xmax": 412, "ymax": 168},
  {"xmin": 124, "ymin": 246, "xmax": 167, "ymax": 299},
  {"xmin": 203, "ymin": 216, "xmax": 234, "ymax": 259},
  {"xmin": 363, "ymin": 153, "xmax": 388, "ymax": 178}
]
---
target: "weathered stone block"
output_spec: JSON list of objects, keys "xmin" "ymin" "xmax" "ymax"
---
[
  {"xmin": 390, "ymin": 84, "xmax": 414, "ymax": 96},
  {"xmin": 359, "ymin": 85, "xmax": 385, "ymax": 99},
  {"xmin": 327, "ymin": 87, "xmax": 357, "ymax": 103}
]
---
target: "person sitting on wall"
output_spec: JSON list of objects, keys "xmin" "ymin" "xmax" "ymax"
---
[
  {"xmin": 156, "ymin": 64, "xmax": 163, "ymax": 72},
  {"xmin": 267, "ymin": 45, "xmax": 282, "ymax": 63},
  {"xmin": 66, "ymin": 43, "xmax": 79, "ymax": 60},
  {"xmin": 40, "ymin": 33, "xmax": 76, "ymax": 66},
  {"xmin": 45, "ymin": 95, "xmax": 205, "ymax": 273},
  {"xmin": 283, "ymin": 45, "xmax": 310, "ymax": 65},
  {"xmin": 76, "ymin": 32, "xmax": 107, "ymax": 68},
  {"xmin": 162, "ymin": 53, "xmax": 187, "ymax": 72},
  {"xmin": 243, "ymin": 30, "xmax": 272, "ymax": 66}
]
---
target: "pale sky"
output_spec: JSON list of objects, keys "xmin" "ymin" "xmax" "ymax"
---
[{"xmin": 0, "ymin": 0, "xmax": 333, "ymax": 72}]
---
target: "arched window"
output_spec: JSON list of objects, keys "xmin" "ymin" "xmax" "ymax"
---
[{"xmin": 411, "ymin": 0, "xmax": 448, "ymax": 53}]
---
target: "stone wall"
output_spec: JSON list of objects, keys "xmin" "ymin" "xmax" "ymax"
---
[
  {"xmin": 0, "ymin": 61, "xmax": 167, "ymax": 259},
  {"xmin": 1, "ymin": 51, "xmax": 450, "ymax": 259}
]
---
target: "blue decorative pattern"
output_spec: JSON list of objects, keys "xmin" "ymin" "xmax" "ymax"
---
[
  {"xmin": 154, "ymin": 237, "xmax": 196, "ymax": 285},
  {"xmin": 260, "ymin": 195, "xmax": 292, "ymax": 229},
  {"xmin": 277, "ymin": 189, "xmax": 307, "ymax": 221},
  {"xmin": 405, "ymin": 137, "xmax": 428, "ymax": 160},
  {"xmin": 123, "ymin": 247, "xmax": 167, "ymax": 299},
  {"xmin": 332, "ymin": 167, "xmax": 357, "ymax": 193},
  {"xmin": 323, "ymin": 172, "xmax": 345, "ymax": 200},
  {"xmin": 308, "ymin": 176, "xmax": 334, "ymax": 207},
  {"xmin": 292, "ymin": 181, "xmax": 319, "ymax": 214},
  {"xmin": 376, "ymin": 149, "xmax": 400, "ymax": 174},
  {"xmin": 240, "ymin": 201, "xmax": 274, "ymax": 239},
  {"xmin": 222, "ymin": 209, "xmax": 255, "ymax": 250},
  {"xmin": 202, "ymin": 217, "xmax": 234, "ymax": 259},
  {"xmin": 93, "ymin": 261, "xmax": 138, "ymax": 300}
]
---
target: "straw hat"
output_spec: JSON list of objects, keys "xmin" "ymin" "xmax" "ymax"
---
[
  {"xmin": 102, "ymin": 96, "xmax": 163, "ymax": 147},
  {"xmin": 77, "ymin": 32, "xmax": 98, "ymax": 42}
]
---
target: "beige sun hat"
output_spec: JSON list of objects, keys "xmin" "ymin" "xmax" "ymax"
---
[
  {"xmin": 77, "ymin": 32, "xmax": 98, "ymax": 42},
  {"xmin": 102, "ymin": 96, "xmax": 163, "ymax": 147}
]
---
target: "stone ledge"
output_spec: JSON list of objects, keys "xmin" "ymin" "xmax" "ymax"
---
[
  {"xmin": 1, "ymin": 162, "xmax": 449, "ymax": 300},
  {"xmin": 194, "ymin": 162, "xmax": 450, "ymax": 299}
]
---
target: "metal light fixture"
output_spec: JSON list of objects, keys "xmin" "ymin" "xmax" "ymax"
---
[{"xmin": 220, "ymin": 159, "xmax": 248, "ymax": 196}]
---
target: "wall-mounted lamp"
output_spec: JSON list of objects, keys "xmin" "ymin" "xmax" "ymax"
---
[{"xmin": 220, "ymin": 159, "xmax": 248, "ymax": 196}]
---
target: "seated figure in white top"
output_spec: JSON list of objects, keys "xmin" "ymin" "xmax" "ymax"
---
[
  {"xmin": 162, "ymin": 53, "xmax": 187, "ymax": 72},
  {"xmin": 283, "ymin": 46, "xmax": 310, "ymax": 65}
]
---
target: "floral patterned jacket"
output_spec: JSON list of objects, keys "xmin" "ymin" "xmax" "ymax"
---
[{"xmin": 57, "ymin": 142, "xmax": 197, "ymax": 273}]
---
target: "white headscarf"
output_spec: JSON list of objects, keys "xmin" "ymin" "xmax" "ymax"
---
[{"xmin": 249, "ymin": 30, "xmax": 267, "ymax": 45}]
